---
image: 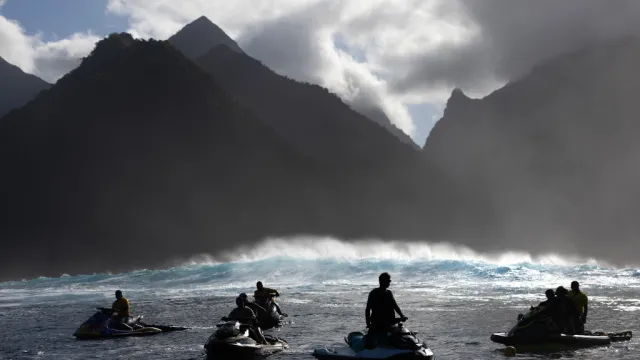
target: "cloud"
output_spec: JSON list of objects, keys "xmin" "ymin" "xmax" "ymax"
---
[
  {"xmin": 0, "ymin": 8, "xmax": 99, "ymax": 83},
  {"xmin": 106, "ymin": 0, "xmax": 476, "ymax": 139},
  {"xmin": 394, "ymin": 0, "xmax": 640, "ymax": 96}
]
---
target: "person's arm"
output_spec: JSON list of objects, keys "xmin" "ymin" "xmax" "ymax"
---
[
  {"xmin": 365, "ymin": 292, "xmax": 372, "ymax": 327},
  {"xmin": 390, "ymin": 292, "xmax": 407, "ymax": 321},
  {"xmin": 583, "ymin": 296, "xmax": 588, "ymax": 322},
  {"xmin": 265, "ymin": 287, "xmax": 279, "ymax": 296}
]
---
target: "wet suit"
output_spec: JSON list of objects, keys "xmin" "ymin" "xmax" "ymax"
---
[{"xmin": 365, "ymin": 288, "xmax": 405, "ymax": 348}]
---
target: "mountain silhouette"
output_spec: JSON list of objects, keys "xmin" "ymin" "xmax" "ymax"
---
[
  {"xmin": 169, "ymin": 16, "xmax": 417, "ymax": 147},
  {"xmin": 0, "ymin": 33, "xmax": 325, "ymax": 279},
  {"xmin": 422, "ymin": 37, "xmax": 640, "ymax": 263},
  {"xmin": 168, "ymin": 16, "xmax": 244, "ymax": 59},
  {"xmin": 0, "ymin": 33, "xmax": 432, "ymax": 280},
  {"xmin": 0, "ymin": 56, "xmax": 50, "ymax": 117}
]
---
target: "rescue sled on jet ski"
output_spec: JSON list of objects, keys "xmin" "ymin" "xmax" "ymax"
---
[
  {"xmin": 73, "ymin": 307, "xmax": 188, "ymax": 340},
  {"xmin": 313, "ymin": 319, "xmax": 435, "ymax": 360},
  {"xmin": 490, "ymin": 305, "xmax": 632, "ymax": 351},
  {"xmin": 205, "ymin": 318, "xmax": 288, "ymax": 359}
]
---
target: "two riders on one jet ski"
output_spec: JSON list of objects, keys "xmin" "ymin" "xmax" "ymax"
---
[
  {"xmin": 254, "ymin": 281, "xmax": 288, "ymax": 317},
  {"xmin": 227, "ymin": 296, "xmax": 268, "ymax": 344},
  {"xmin": 365, "ymin": 272, "xmax": 408, "ymax": 349}
]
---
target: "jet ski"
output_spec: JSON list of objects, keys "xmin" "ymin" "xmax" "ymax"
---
[
  {"xmin": 313, "ymin": 319, "xmax": 435, "ymax": 360},
  {"xmin": 73, "ymin": 307, "xmax": 188, "ymax": 340},
  {"xmin": 490, "ymin": 305, "xmax": 633, "ymax": 351},
  {"xmin": 204, "ymin": 318, "xmax": 288, "ymax": 359}
]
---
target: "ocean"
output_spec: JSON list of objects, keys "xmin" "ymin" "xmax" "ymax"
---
[{"xmin": 0, "ymin": 237, "xmax": 638, "ymax": 359}]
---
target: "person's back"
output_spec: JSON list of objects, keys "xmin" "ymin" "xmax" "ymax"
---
[
  {"xmin": 111, "ymin": 290, "xmax": 130, "ymax": 318},
  {"xmin": 228, "ymin": 307, "xmax": 256, "ymax": 324},
  {"xmin": 365, "ymin": 273, "xmax": 407, "ymax": 349},
  {"xmin": 552, "ymin": 287, "xmax": 577, "ymax": 334},
  {"xmin": 538, "ymin": 289, "xmax": 555, "ymax": 309},
  {"xmin": 367, "ymin": 287, "xmax": 397, "ymax": 328}
]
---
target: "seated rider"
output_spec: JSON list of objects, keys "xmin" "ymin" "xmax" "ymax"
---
[
  {"xmin": 538, "ymin": 289, "xmax": 556, "ymax": 308},
  {"xmin": 111, "ymin": 290, "xmax": 132, "ymax": 330},
  {"xmin": 552, "ymin": 286, "xmax": 577, "ymax": 334},
  {"xmin": 254, "ymin": 281, "xmax": 287, "ymax": 317},
  {"xmin": 239, "ymin": 292, "xmax": 266, "ymax": 315},
  {"xmin": 365, "ymin": 272, "xmax": 407, "ymax": 349},
  {"xmin": 228, "ymin": 297, "xmax": 267, "ymax": 344}
]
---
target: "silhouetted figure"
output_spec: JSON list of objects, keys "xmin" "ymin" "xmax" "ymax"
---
[
  {"xmin": 111, "ymin": 290, "xmax": 132, "ymax": 330},
  {"xmin": 228, "ymin": 297, "xmax": 267, "ymax": 344},
  {"xmin": 552, "ymin": 286, "xmax": 577, "ymax": 334},
  {"xmin": 538, "ymin": 289, "xmax": 556, "ymax": 308},
  {"xmin": 568, "ymin": 281, "xmax": 588, "ymax": 334},
  {"xmin": 239, "ymin": 292, "xmax": 266, "ymax": 315},
  {"xmin": 254, "ymin": 281, "xmax": 285, "ymax": 316},
  {"xmin": 365, "ymin": 272, "xmax": 407, "ymax": 349}
]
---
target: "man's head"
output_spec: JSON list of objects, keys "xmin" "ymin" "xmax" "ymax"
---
[
  {"xmin": 256, "ymin": 281, "xmax": 263, "ymax": 290},
  {"xmin": 556, "ymin": 286, "xmax": 568, "ymax": 296},
  {"xmin": 545, "ymin": 289, "xmax": 555, "ymax": 300},
  {"xmin": 571, "ymin": 281, "xmax": 580, "ymax": 292},
  {"xmin": 379, "ymin": 272, "xmax": 391, "ymax": 289},
  {"xmin": 115, "ymin": 290, "xmax": 123, "ymax": 299},
  {"xmin": 239, "ymin": 293, "xmax": 248, "ymax": 300},
  {"xmin": 236, "ymin": 296, "xmax": 245, "ymax": 308}
]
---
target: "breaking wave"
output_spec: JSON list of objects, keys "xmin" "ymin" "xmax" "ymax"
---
[{"xmin": 1, "ymin": 236, "xmax": 637, "ymax": 305}]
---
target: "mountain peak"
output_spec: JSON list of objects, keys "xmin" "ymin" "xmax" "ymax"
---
[
  {"xmin": 0, "ymin": 56, "xmax": 50, "ymax": 118},
  {"xmin": 168, "ymin": 16, "xmax": 244, "ymax": 60}
]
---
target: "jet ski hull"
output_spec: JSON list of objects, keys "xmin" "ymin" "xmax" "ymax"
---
[
  {"xmin": 313, "ymin": 347, "xmax": 435, "ymax": 360},
  {"xmin": 205, "ymin": 339, "xmax": 286, "ymax": 360},
  {"xmin": 491, "ymin": 332, "xmax": 612, "ymax": 351},
  {"xmin": 73, "ymin": 309, "xmax": 186, "ymax": 340},
  {"xmin": 74, "ymin": 326, "xmax": 162, "ymax": 340},
  {"xmin": 313, "ymin": 324, "xmax": 435, "ymax": 360},
  {"xmin": 205, "ymin": 322, "xmax": 288, "ymax": 359}
]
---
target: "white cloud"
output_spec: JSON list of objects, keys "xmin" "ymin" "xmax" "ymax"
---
[
  {"xmin": 0, "ymin": 11, "xmax": 99, "ymax": 83},
  {"xmin": 104, "ymin": 0, "xmax": 472, "ymax": 139}
]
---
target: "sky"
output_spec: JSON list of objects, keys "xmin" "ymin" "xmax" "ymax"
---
[{"xmin": 2, "ymin": 0, "xmax": 640, "ymax": 146}]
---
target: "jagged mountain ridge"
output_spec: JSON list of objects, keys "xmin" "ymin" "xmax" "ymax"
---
[
  {"xmin": 169, "ymin": 16, "xmax": 417, "ymax": 147},
  {"xmin": 0, "ymin": 56, "xmax": 51, "ymax": 117}
]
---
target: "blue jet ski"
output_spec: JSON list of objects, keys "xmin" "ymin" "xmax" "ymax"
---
[
  {"xmin": 491, "ymin": 305, "xmax": 632, "ymax": 352},
  {"xmin": 73, "ymin": 307, "xmax": 187, "ymax": 340}
]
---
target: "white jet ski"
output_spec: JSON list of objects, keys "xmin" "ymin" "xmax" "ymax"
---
[{"xmin": 313, "ymin": 320, "xmax": 435, "ymax": 360}]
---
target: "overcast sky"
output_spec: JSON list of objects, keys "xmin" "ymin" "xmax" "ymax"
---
[{"xmin": 2, "ymin": 0, "xmax": 640, "ymax": 145}]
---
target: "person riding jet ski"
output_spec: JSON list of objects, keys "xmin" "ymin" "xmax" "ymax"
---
[
  {"xmin": 254, "ymin": 281, "xmax": 287, "ymax": 317},
  {"xmin": 365, "ymin": 272, "xmax": 408, "ymax": 349},
  {"xmin": 111, "ymin": 290, "xmax": 135, "ymax": 330},
  {"xmin": 228, "ymin": 296, "xmax": 267, "ymax": 345},
  {"xmin": 538, "ymin": 289, "xmax": 555, "ymax": 308},
  {"xmin": 239, "ymin": 292, "xmax": 266, "ymax": 314}
]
